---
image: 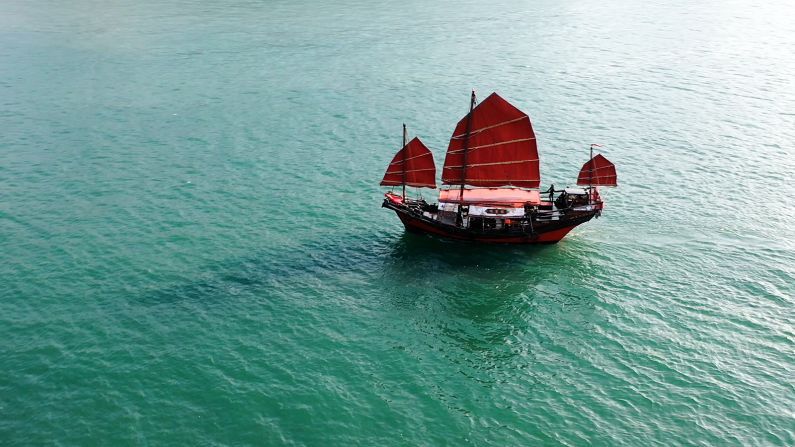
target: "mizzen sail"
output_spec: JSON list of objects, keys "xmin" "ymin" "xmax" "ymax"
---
[
  {"xmin": 380, "ymin": 137, "xmax": 437, "ymax": 188},
  {"xmin": 441, "ymin": 93, "xmax": 540, "ymax": 188},
  {"xmin": 576, "ymin": 154, "xmax": 617, "ymax": 186}
]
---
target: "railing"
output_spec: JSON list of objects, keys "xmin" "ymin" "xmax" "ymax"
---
[{"xmin": 391, "ymin": 192, "xmax": 596, "ymax": 229}]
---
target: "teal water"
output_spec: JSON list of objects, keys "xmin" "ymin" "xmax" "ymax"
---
[{"xmin": 2, "ymin": 0, "xmax": 794, "ymax": 445}]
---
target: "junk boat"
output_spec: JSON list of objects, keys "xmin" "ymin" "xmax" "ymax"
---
[{"xmin": 380, "ymin": 91, "xmax": 617, "ymax": 244}]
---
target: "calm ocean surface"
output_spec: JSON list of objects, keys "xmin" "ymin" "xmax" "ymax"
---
[{"xmin": 2, "ymin": 0, "xmax": 794, "ymax": 445}]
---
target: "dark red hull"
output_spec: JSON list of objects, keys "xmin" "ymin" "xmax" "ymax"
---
[{"xmin": 383, "ymin": 201, "xmax": 596, "ymax": 244}]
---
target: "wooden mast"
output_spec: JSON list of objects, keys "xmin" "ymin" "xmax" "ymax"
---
[
  {"xmin": 588, "ymin": 144, "xmax": 594, "ymax": 205},
  {"xmin": 457, "ymin": 91, "xmax": 476, "ymax": 225},
  {"xmin": 402, "ymin": 123, "xmax": 407, "ymax": 200}
]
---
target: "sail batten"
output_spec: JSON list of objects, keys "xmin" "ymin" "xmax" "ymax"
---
[
  {"xmin": 576, "ymin": 154, "xmax": 617, "ymax": 186},
  {"xmin": 446, "ymin": 138, "xmax": 537, "ymax": 154},
  {"xmin": 451, "ymin": 116, "xmax": 528, "ymax": 139},
  {"xmin": 446, "ymin": 159, "xmax": 538, "ymax": 168},
  {"xmin": 387, "ymin": 152, "xmax": 432, "ymax": 164},
  {"xmin": 442, "ymin": 93, "xmax": 540, "ymax": 188},
  {"xmin": 384, "ymin": 168, "xmax": 435, "ymax": 174},
  {"xmin": 380, "ymin": 137, "xmax": 437, "ymax": 189}
]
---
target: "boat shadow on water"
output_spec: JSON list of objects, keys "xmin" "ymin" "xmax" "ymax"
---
[
  {"xmin": 384, "ymin": 231, "xmax": 558, "ymax": 267},
  {"xmin": 136, "ymin": 226, "xmax": 601, "ymax": 320},
  {"xmin": 133, "ymin": 228, "xmax": 604, "ymax": 376},
  {"xmin": 378, "ymin": 231, "xmax": 600, "ymax": 318},
  {"xmin": 375, "ymin": 231, "xmax": 610, "ymax": 377}
]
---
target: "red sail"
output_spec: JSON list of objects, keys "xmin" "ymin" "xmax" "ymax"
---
[
  {"xmin": 576, "ymin": 154, "xmax": 617, "ymax": 186},
  {"xmin": 380, "ymin": 137, "xmax": 437, "ymax": 188},
  {"xmin": 442, "ymin": 93, "xmax": 540, "ymax": 188}
]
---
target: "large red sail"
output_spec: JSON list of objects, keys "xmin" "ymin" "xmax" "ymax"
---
[
  {"xmin": 380, "ymin": 137, "xmax": 437, "ymax": 188},
  {"xmin": 576, "ymin": 154, "xmax": 617, "ymax": 186},
  {"xmin": 442, "ymin": 93, "xmax": 540, "ymax": 188}
]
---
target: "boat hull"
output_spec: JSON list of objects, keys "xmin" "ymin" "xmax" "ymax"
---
[{"xmin": 384, "ymin": 201, "xmax": 596, "ymax": 244}]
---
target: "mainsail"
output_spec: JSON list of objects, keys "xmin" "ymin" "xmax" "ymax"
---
[
  {"xmin": 442, "ymin": 93, "xmax": 540, "ymax": 188},
  {"xmin": 576, "ymin": 154, "xmax": 617, "ymax": 186},
  {"xmin": 380, "ymin": 137, "xmax": 437, "ymax": 188}
]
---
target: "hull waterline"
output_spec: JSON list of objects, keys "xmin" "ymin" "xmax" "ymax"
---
[{"xmin": 383, "ymin": 200, "xmax": 596, "ymax": 244}]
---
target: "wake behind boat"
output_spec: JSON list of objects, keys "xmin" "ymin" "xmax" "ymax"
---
[{"xmin": 380, "ymin": 91, "xmax": 617, "ymax": 244}]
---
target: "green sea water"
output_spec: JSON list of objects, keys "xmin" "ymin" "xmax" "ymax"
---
[{"xmin": 2, "ymin": 0, "xmax": 794, "ymax": 445}]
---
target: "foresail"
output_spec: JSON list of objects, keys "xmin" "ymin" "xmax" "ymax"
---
[
  {"xmin": 380, "ymin": 137, "xmax": 437, "ymax": 188},
  {"xmin": 576, "ymin": 154, "xmax": 617, "ymax": 186},
  {"xmin": 442, "ymin": 93, "xmax": 540, "ymax": 188}
]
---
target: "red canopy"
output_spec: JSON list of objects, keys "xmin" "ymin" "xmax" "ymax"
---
[
  {"xmin": 576, "ymin": 154, "xmax": 617, "ymax": 186},
  {"xmin": 439, "ymin": 188, "xmax": 541, "ymax": 205},
  {"xmin": 380, "ymin": 137, "xmax": 437, "ymax": 188},
  {"xmin": 442, "ymin": 93, "xmax": 540, "ymax": 188}
]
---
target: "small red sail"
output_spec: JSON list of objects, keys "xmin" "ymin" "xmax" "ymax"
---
[
  {"xmin": 380, "ymin": 137, "xmax": 437, "ymax": 188},
  {"xmin": 576, "ymin": 154, "xmax": 617, "ymax": 186},
  {"xmin": 442, "ymin": 93, "xmax": 540, "ymax": 188}
]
